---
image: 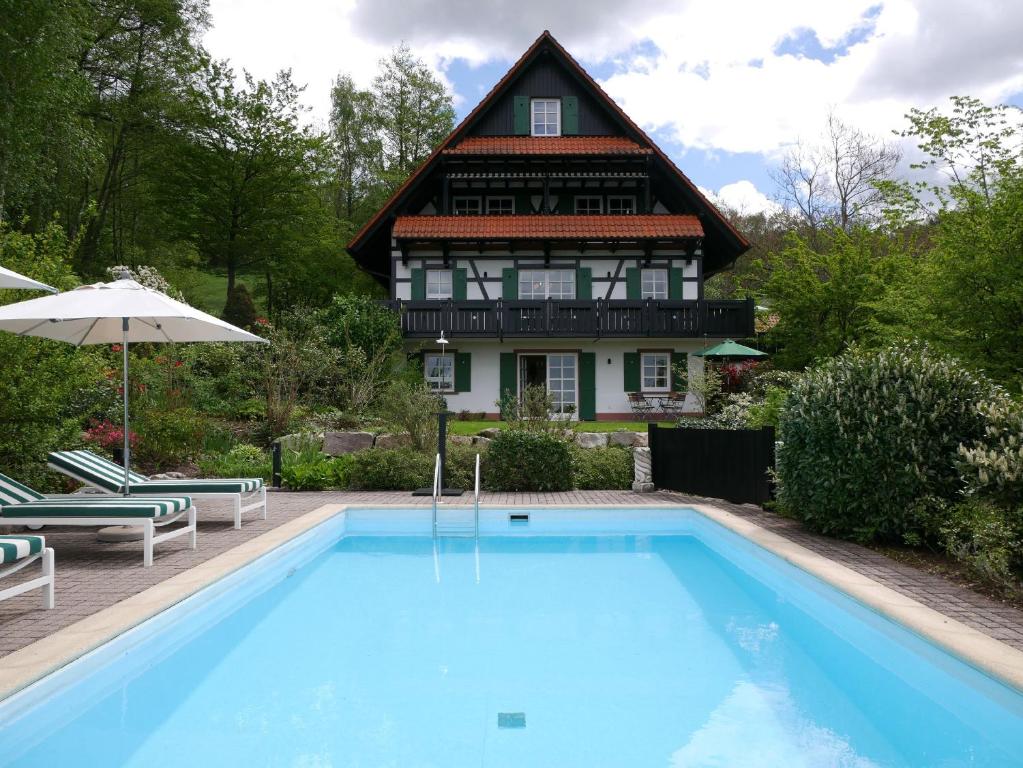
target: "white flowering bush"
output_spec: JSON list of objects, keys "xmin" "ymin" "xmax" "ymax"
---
[
  {"xmin": 776, "ymin": 344, "xmax": 996, "ymax": 543},
  {"xmin": 959, "ymin": 397, "xmax": 1023, "ymax": 506},
  {"xmin": 107, "ymin": 265, "xmax": 185, "ymax": 300}
]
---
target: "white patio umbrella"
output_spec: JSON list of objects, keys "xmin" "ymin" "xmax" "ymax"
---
[
  {"xmin": 0, "ymin": 265, "xmax": 57, "ymax": 293},
  {"xmin": 0, "ymin": 270, "xmax": 267, "ymax": 494}
]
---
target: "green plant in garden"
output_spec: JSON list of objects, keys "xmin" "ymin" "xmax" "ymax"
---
[
  {"xmin": 776, "ymin": 343, "xmax": 997, "ymax": 543},
  {"xmin": 496, "ymin": 384, "xmax": 565, "ymax": 434},
  {"xmin": 348, "ymin": 448, "xmax": 433, "ymax": 491},
  {"xmin": 132, "ymin": 408, "xmax": 207, "ymax": 469},
  {"xmin": 571, "ymin": 446, "xmax": 633, "ymax": 490},
  {"xmin": 938, "ymin": 498, "xmax": 1022, "ymax": 591},
  {"xmin": 958, "ymin": 397, "xmax": 1023, "ymax": 507},
  {"xmin": 377, "ymin": 379, "xmax": 444, "ymax": 451},
  {"xmin": 484, "ymin": 430, "xmax": 572, "ymax": 491},
  {"xmin": 197, "ymin": 444, "xmax": 271, "ymax": 481}
]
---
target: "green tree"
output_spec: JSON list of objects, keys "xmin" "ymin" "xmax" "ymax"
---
[{"xmin": 326, "ymin": 74, "xmax": 383, "ymax": 231}]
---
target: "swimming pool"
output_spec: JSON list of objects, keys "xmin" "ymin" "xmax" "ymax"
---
[{"xmin": 1, "ymin": 507, "xmax": 1022, "ymax": 766}]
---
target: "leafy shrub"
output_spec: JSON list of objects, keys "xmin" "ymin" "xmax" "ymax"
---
[
  {"xmin": 446, "ymin": 443, "xmax": 485, "ymax": 489},
  {"xmin": 197, "ymin": 444, "xmax": 271, "ymax": 481},
  {"xmin": 496, "ymin": 384, "xmax": 565, "ymax": 434},
  {"xmin": 222, "ymin": 283, "xmax": 258, "ymax": 329},
  {"xmin": 959, "ymin": 397, "xmax": 1023, "ymax": 507},
  {"xmin": 747, "ymin": 386, "xmax": 788, "ymax": 429},
  {"xmin": 571, "ymin": 446, "xmax": 633, "ymax": 490},
  {"xmin": 939, "ymin": 499, "xmax": 1022, "ymax": 590},
  {"xmin": 377, "ymin": 380, "xmax": 443, "ymax": 451},
  {"xmin": 484, "ymin": 431, "xmax": 572, "ymax": 491},
  {"xmin": 348, "ymin": 448, "xmax": 433, "ymax": 490},
  {"xmin": 133, "ymin": 408, "xmax": 207, "ymax": 469},
  {"xmin": 776, "ymin": 344, "xmax": 997, "ymax": 543}
]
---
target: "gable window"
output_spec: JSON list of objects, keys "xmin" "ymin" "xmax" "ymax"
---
[
  {"xmin": 518, "ymin": 269, "xmax": 576, "ymax": 299},
  {"xmin": 531, "ymin": 98, "xmax": 561, "ymax": 136},
  {"xmin": 641, "ymin": 352, "xmax": 671, "ymax": 392},
  {"xmin": 486, "ymin": 196, "xmax": 514, "ymax": 215},
  {"xmin": 574, "ymin": 196, "xmax": 602, "ymax": 214},
  {"xmin": 641, "ymin": 268, "xmax": 668, "ymax": 300},
  {"xmin": 424, "ymin": 353, "xmax": 454, "ymax": 392},
  {"xmin": 608, "ymin": 196, "xmax": 636, "ymax": 214},
  {"xmin": 425, "ymin": 269, "xmax": 452, "ymax": 300},
  {"xmin": 452, "ymin": 197, "xmax": 481, "ymax": 215}
]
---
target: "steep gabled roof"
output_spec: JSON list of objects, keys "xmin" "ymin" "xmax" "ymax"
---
[
  {"xmin": 394, "ymin": 214, "xmax": 704, "ymax": 241},
  {"xmin": 348, "ymin": 30, "xmax": 749, "ymax": 272}
]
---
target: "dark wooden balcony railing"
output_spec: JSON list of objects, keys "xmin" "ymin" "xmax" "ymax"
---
[{"xmin": 386, "ymin": 297, "xmax": 754, "ymax": 339}]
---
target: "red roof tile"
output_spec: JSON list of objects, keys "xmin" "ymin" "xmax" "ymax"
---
[
  {"xmin": 443, "ymin": 136, "xmax": 652, "ymax": 156},
  {"xmin": 392, "ymin": 215, "xmax": 704, "ymax": 241}
]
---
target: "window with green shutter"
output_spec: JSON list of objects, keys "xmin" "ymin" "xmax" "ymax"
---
[
  {"xmin": 499, "ymin": 353, "xmax": 517, "ymax": 399},
  {"xmin": 562, "ymin": 96, "xmax": 579, "ymax": 135},
  {"xmin": 453, "ymin": 268, "xmax": 467, "ymax": 300},
  {"xmin": 411, "ymin": 268, "xmax": 425, "ymax": 300},
  {"xmin": 625, "ymin": 268, "xmax": 640, "ymax": 300},
  {"xmin": 502, "ymin": 268, "xmax": 518, "ymax": 299},
  {"xmin": 624, "ymin": 352, "xmax": 640, "ymax": 391},
  {"xmin": 576, "ymin": 267, "xmax": 592, "ymax": 300},
  {"xmin": 513, "ymin": 95, "xmax": 529, "ymax": 135},
  {"xmin": 455, "ymin": 352, "xmax": 471, "ymax": 392},
  {"xmin": 669, "ymin": 268, "xmax": 685, "ymax": 300},
  {"xmin": 579, "ymin": 352, "xmax": 595, "ymax": 420}
]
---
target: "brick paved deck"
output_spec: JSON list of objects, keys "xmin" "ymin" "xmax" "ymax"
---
[{"xmin": 2, "ymin": 490, "xmax": 1022, "ymax": 658}]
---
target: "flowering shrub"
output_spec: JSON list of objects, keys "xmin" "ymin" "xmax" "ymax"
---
[
  {"xmin": 84, "ymin": 419, "xmax": 137, "ymax": 450},
  {"xmin": 776, "ymin": 344, "xmax": 997, "ymax": 543},
  {"xmin": 958, "ymin": 397, "xmax": 1023, "ymax": 507}
]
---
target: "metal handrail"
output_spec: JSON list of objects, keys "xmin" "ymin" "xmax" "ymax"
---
[
  {"xmin": 474, "ymin": 452, "xmax": 480, "ymax": 539},
  {"xmin": 431, "ymin": 452, "xmax": 441, "ymax": 537}
]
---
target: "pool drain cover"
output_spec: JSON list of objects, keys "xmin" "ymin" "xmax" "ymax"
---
[{"xmin": 498, "ymin": 712, "xmax": 526, "ymax": 728}]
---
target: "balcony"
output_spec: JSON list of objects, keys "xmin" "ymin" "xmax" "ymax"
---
[{"xmin": 386, "ymin": 298, "xmax": 754, "ymax": 339}]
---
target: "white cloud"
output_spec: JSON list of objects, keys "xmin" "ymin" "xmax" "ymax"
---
[{"xmin": 701, "ymin": 181, "xmax": 781, "ymax": 216}]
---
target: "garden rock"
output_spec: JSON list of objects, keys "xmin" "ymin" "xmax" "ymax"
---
[
  {"xmin": 151, "ymin": 472, "xmax": 186, "ymax": 480},
  {"xmin": 323, "ymin": 431, "xmax": 375, "ymax": 456},
  {"xmin": 609, "ymin": 431, "xmax": 647, "ymax": 448},
  {"xmin": 472, "ymin": 436, "xmax": 492, "ymax": 447},
  {"xmin": 373, "ymin": 433, "xmax": 409, "ymax": 449},
  {"xmin": 449, "ymin": 435, "xmax": 473, "ymax": 445},
  {"xmin": 478, "ymin": 427, "xmax": 502, "ymax": 439},
  {"xmin": 632, "ymin": 447, "xmax": 655, "ymax": 492},
  {"xmin": 574, "ymin": 432, "xmax": 608, "ymax": 449}
]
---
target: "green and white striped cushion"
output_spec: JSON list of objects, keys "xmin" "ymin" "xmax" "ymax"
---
[
  {"xmin": 0, "ymin": 535, "xmax": 44, "ymax": 565},
  {"xmin": 0, "ymin": 473, "xmax": 46, "ymax": 505},
  {"xmin": 49, "ymin": 450, "xmax": 262, "ymax": 494},
  {"xmin": 0, "ymin": 496, "xmax": 191, "ymax": 519}
]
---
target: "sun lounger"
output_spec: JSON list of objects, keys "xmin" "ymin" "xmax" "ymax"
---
[
  {"xmin": 0, "ymin": 535, "xmax": 54, "ymax": 609},
  {"xmin": 0, "ymin": 473, "xmax": 195, "ymax": 567},
  {"xmin": 48, "ymin": 449, "xmax": 265, "ymax": 530}
]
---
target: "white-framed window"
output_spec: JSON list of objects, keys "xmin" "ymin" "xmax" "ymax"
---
[
  {"xmin": 426, "ymin": 269, "xmax": 452, "ymax": 300},
  {"xmin": 486, "ymin": 196, "xmax": 514, "ymax": 215},
  {"xmin": 424, "ymin": 353, "xmax": 454, "ymax": 392},
  {"xmin": 641, "ymin": 268, "xmax": 668, "ymax": 299},
  {"xmin": 608, "ymin": 196, "xmax": 636, "ymax": 214},
  {"xmin": 518, "ymin": 269, "xmax": 576, "ymax": 299},
  {"xmin": 531, "ymin": 98, "xmax": 561, "ymax": 136},
  {"xmin": 452, "ymin": 196, "xmax": 481, "ymax": 215},
  {"xmin": 574, "ymin": 196, "xmax": 602, "ymax": 214},
  {"xmin": 642, "ymin": 352, "xmax": 671, "ymax": 392},
  {"xmin": 547, "ymin": 353, "xmax": 577, "ymax": 414}
]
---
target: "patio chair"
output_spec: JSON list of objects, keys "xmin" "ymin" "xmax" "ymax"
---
[
  {"xmin": 0, "ymin": 535, "xmax": 54, "ymax": 609},
  {"xmin": 0, "ymin": 472, "xmax": 195, "ymax": 568},
  {"xmin": 48, "ymin": 449, "xmax": 265, "ymax": 530},
  {"xmin": 660, "ymin": 392, "xmax": 689, "ymax": 418},
  {"xmin": 627, "ymin": 392, "xmax": 656, "ymax": 419}
]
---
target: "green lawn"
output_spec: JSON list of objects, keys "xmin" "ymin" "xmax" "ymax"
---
[
  {"xmin": 163, "ymin": 267, "xmax": 264, "ymax": 316},
  {"xmin": 447, "ymin": 420, "xmax": 673, "ymax": 436}
]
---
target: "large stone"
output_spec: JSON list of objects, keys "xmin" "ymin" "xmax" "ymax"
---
[
  {"xmin": 574, "ymin": 432, "xmax": 608, "ymax": 449},
  {"xmin": 632, "ymin": 446, "xmax": 655, "ymax": 492},
  {"xmin": 471, "ymin": 436, "xmax": 492, "ymax": 447},
  {"xmin": 150, "ymin": 471, "xmax": 186, "ymax": 480},
  {"xmin": 478, "ymin": 427, "xmax": 502, "ymax": 439},
  {"xmin": 322, "ymin": 431, "xmax": 375, "ymax": 456},
  {"xmin": 373, "ymin": 432, "xmax": 409, "ymax": 450},
  {"xmin": 608, "ymin": 431, "xmax": 643, "ymax": 448},
  {"xmin": 449, "ymin": 435, "xmax": 473, "ymax": 446}
]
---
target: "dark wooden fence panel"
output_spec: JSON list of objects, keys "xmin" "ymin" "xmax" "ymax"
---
[{"xmin": 648, "ymin": 424, "xmax": 775, "ymax": 505}]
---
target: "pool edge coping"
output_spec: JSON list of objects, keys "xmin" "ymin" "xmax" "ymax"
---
[{"xmin": 1, "ymin": 500, "xmax": 1022, "ymax": 703}]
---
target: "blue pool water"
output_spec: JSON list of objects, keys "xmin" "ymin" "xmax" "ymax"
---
[{"xmin": 2, "ymin": 509, "xmax": 1023, "ymax": 766}]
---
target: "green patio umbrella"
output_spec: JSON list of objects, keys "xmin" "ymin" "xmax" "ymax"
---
[{"xmin": 693, "ymin": 339, "xmax": 768, "ymax": 359}]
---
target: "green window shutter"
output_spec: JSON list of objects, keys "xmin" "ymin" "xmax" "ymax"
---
[
  {"xmin": 411, "ymin": 268, "xmax": 425, "ymax": 300},
  {"xmin": 579, "ymin": 352, "xmax": 596, "ymax": 420},
  {"xmin": 669, "ymin": 268, "xmax": 685, "ymax": 300},
  {"xmin": 455, "ymin": 352, "xmax": 471, "ymax": 392},
  {"xmin": 562, "ymin": 96, "xmax": 579, "ymax": 135},
  {"xmin": 514, "ymin": 95, "xmax": 529, "ymax": 135},
  {"xmin": 624, "ymin": 352, "xmax": 640, "ymax": 392},
  {"xmin": 502, "ymin": 267, "xmax": 518, "ymax": 299},
  {"xmin": 576, "ymin": 267, "xmax": 592, "ymax": 300},
  {"xmin": 500, "ymin": 353, "xmax": 517, "ymax": 399},
  {"xmin": 453, "ymin": 268, "xmax": 467, "ymax": 300},
  {"xmin": 671, "ymin": 352, "xmax": 686, "ymax": 392},
  {"xmin": 625, "ymin": 268, "xmax": 641, "ymax": 300}
]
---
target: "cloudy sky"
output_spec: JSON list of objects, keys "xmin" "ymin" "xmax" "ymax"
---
[{"xmin": 205, "ymin": 0, "xmax": 1023, "ymax": 213}]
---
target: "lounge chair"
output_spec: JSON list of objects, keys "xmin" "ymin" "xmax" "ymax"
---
[
  {"xmin": 0, "ymin": 473, "xmax": 195, "ymax": 568},
  {"xmin": 48, "ymin": 449, "xmax": 265, "ymax": 530},
  {"xmin": 0, "ymin": 535, "xmax": 54, "ymax": 609}
]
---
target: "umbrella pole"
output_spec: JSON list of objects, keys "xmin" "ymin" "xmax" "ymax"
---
[{"xmin": 122, "ymin": 318, "xmax": 130, "ymax": 497}]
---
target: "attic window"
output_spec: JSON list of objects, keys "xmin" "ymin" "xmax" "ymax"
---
[{"xmin": 531, "ymin": 99, "xmax": 561, "ymax": 136}]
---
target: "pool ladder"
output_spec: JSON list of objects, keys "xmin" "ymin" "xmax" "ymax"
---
[{"xmin": 431, "ymin": 452, "xmax": 480, "ymax": 540}]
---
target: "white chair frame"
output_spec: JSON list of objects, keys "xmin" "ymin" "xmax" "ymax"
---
[{"xmin": 0, "ymin": 547, "xmax": 55, "ymax": 608}]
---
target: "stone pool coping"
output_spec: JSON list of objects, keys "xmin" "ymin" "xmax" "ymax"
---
[{"xmin": 2, "ymin": 500, "xmax": 1022, "ymax": 703}]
